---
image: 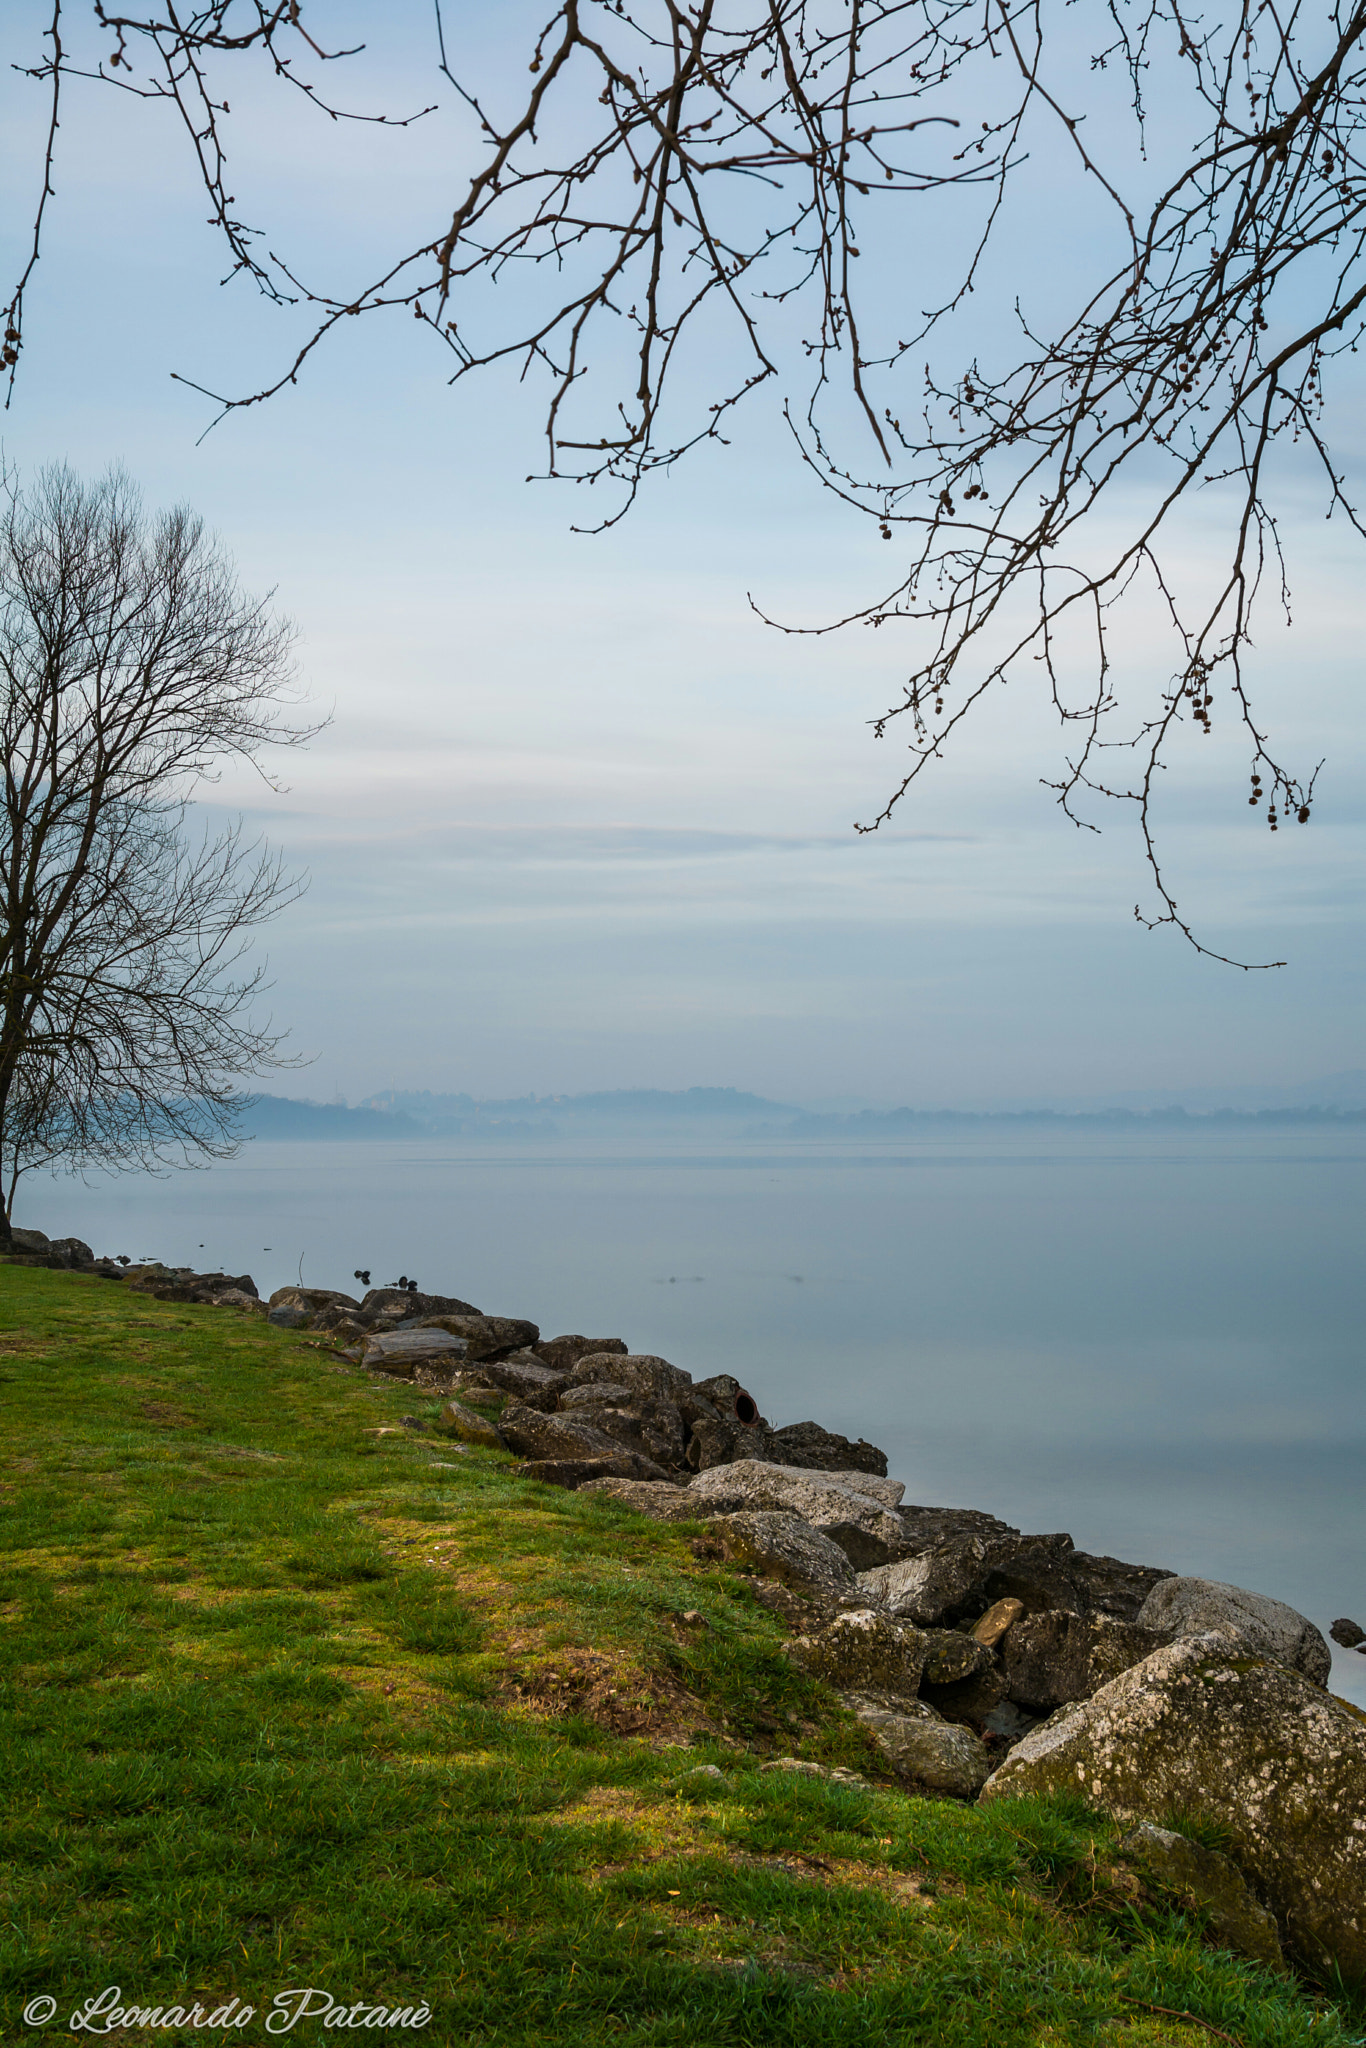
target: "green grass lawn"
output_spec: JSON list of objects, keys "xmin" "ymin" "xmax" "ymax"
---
[{"xmin": 0, "ymin": 1264, "xmax": 1360, "ymax": 2048}]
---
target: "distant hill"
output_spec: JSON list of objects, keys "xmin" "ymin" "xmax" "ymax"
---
[
  {"xmin": 236, "ymin": 1096, "xmax": 422, "ymax": 1141},
  {"xmin": 360, "ymin": 1086, "xmax": 797, "ymax": 1130}
]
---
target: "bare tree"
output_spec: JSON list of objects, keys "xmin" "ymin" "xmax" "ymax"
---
[
  {"xmin": 8, "ymin": 4, "xmax": 1364, "ymax": 961},
  {"xmin": 0, "ymin": 463, "xmax": 314, "ymax": 1244}
]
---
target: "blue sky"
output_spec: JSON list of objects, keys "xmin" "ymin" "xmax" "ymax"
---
[{"xmin": 1, "ymin": 5, "xmax": 1362, "ymax": 1107}]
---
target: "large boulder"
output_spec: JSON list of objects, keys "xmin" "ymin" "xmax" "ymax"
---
[
  {"xmin": 498, "ymin": 1401, "xmax": 672, "ymax": 1480},
  {"xmin": 360, "ymin": 1288, "xmax": 481, "ymax": 1319},
  {"xmin": 705, "ymin": 1510, "xmax": 857, "ymax": 1600},
  {"xmin": 769, "ymin": 1420, "xmax": 889, "ymax": 1479},
  {"xmin": 416, "ymin": 1313, "xmax": 540, "ymax": 1360},
  {"xmin": 999, "ymin": 1610, "xmax": 1169, "ymax": 1712},
  {"xmin": 979, "ymin": 1535, "xmax": 1086, "ymax": 1616},
  {"xmin": 1069, "ymin": 1552, "xmax": 1175, "ymax": 1622},
  {"xmin": 47, "ymin": 1235, "xmax": 95, "ymax": 1265},
  {"xmin": 847, "ymin": 1695, "xmax": 993, "ymax": 1798},
  {"xmin": 569, "ymin": 1352, "xmax": 694, "ymax": 1402},
  {"xmin": 468, "ymin": 1355, "xmax": 568, "ymax": 1405},
  {"xmin": 363, "ymin": 1328, "xmax": 469, "ymax": 1377},
  {"xmin": 558, "ymin": 1390, "xmax": 687, "ymax": 1472},
  {"xmin": 858, "ymin": 1542, "xmax": 991, "ymax": 1626},
  {"xmin": 268, "ymin": 1286, "xmax": 358, "ymax": 1313},
  {"xmin": 786, "ymin": 1610, "xmax": 928, "ymax": 1702},
  {"xmin": 534, "ymin": 1334, "xmax": 628, "ymax": 1372},
  {"xmin": 1137, "ymin": 1577, "xmax": 1332, "ymax": 1687},
  {"xmin": 685, "ymin": 1462, "xmax": 908, "ymax": 1568},
  {"xmin": 981, "ymin": 1632, "xmax": 1366, "ymax": 1979}
]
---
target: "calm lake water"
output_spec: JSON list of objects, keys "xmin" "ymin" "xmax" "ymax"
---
[{"xmin": 20, "ymin": 1123, "xmax": 1366, "ymax": 1703}]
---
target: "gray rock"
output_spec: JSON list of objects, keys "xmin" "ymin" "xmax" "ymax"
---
[
  {"xmin": 786, "ymin": 1609, "xmax": 927, "ymax": 1703},
  {"xmin": 1000, "ymin": 1611, "xmax": 1170, "ymax": 1712},
  {"xmin": 268, "ymin": 1286, "xmax": 359, "ymax": 1312},
  {"xmin": 363, "ymin": 1328, "xmax": 469, "ymax": 1377},
  {"xmin": 705, "ymin": 1511, "xmax": 857, "ymax": 1599},
  {"xmin": 498, "ymin": 1401, "xmax": 630, "ymax": 1465},
  {"xmin": 980, "ymin": 1536, "xmax": 1084, "ymax": 1617},
  {"xmin": 415, "ymin": 1313, "xmax": 540, "ymax": 1360},
  {"xmin": 683, "ymin": 1408, "xmax": 767, "ymax": 1471},
  {"xmin": 468, "ymin": 1356, "xmax": 567, "ymax": 1404},
  {"xmin": 576, "ymin": 1477, "xmax": 699, "ymax": 1519},
  {"xmin": 688, "ymin": 1373, "xmax": 752, "ymax": 1415},
  {"xmin": 360, "ymin": 1288, "xmax": 481, "ymax": 1319},
  {"xmin": 1118, "ymin": 1822, "xmax": 1283, "ymax": 1969},
  {"xmin": 569, "ymin": 1352, "xmax": 695, "ymax": 1402},
  {"xmin": 267, "ymin": 1303, "xmax": 310, "ymax": 1329},
  {"xmin": 846, "ymin": 1694, "xmax": 993, "ymax": 1798},
  {"xmin": 577, "ymin": 1396, "xmax": 688, "ymax": 1473},
  {"xmin": 1069, "ymin": 1551, "xmax": 1175, "ymax": 1622},
  {"xmin": 685, "ymin": 1462, "xmax": 908, "ymax": 1568},
  {"xmin": 918, "ymin": 1630, "xmax": 994, "ymax": 1687},
  {"xmin": 894, "ymin": 1504, "xmax": 1021, "ymax": 1551},
  {"xmin": 559, "ymin": 1382, "xmax": 634, "ymax": 1409},
  {"xmin": 47, "ymin": 1236, "xmax": 95, "ymax": 1265},
  {"xmin": 1137, "ymin": 1577, "xmax": 1332, "ymax": 1688},
  {"xmin": 534, "ymin": 1334, "xmax": 628, "ymax": 1372},
  {"xmin": 311, "ymin": 1305, "xmax": 369, "ymax": 1340},
  {"xmin": 858, "ymin": 1542, "xmax": 991, "ymax": 1625},
  {"xmin": 517, "ymin": 1455, "xmax": 673, "ymax": 1488},
  {"xmin": 438, "ymin": 1400, "xmax": 507, "ymax": 1451},
  {"xmin": 211, "ymin": 1288, "xmax": 267, "ymax": 1315},
  {"xmin": 11, "ymin": 1227, "xmax": 49, "ymax": 1250},
  {"xmin": 769, "ymin": 1420, "xmax": 889, "ymax": 1478},
  {"xmin": 1330, "ymin": 1618, "xmax": 1365, "ymax": 1648},
  {"xmin": 980, "ymin": 1631, "xmax": 1366, "ymax": 1979},
  {"xmin": 678, "ymin": 1764, "xmax": 727, "ymax": 1789}
]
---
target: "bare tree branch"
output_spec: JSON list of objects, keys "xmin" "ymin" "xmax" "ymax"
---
[{"xmin": 8, "ymin": 2, "xmax": 1365, "ymax": 957}]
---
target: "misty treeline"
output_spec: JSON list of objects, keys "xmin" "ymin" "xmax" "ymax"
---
[
  {"xmin": 7, "ymin": 3, "xmax": 1366, "ymax": 960},
  {"xmin": 0, "ymin": 465, "xmax": 314, "ymax": 1242}
]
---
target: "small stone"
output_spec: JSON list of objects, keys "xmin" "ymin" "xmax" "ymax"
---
[
  {"xmin": 438, "ymin": 1399, "xmax": 506, "ymax": 1451},
  {"xmin": 1330, "ymin": 1617, "xmax": 1365, "ymax": 1649},
  {"xmin": 267, "ymin": 1303, "xmax": 309, "ymax": 1329},
  {"xmin": 972, "ymin": 1597, "xmax": 1025, "ymax": 1647},
  {"xmin": 759, "ymin": 1757, "xmax": 871, "ymax": 1787},
  {"xmin": 679, "ymin": 1764, "xmax": 726, "ymax": 1788}
]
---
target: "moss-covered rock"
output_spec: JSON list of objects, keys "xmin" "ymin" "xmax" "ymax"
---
[{"xmin": 982, "ymin": 1631, "xmax": 1366, "ymax": 1980}]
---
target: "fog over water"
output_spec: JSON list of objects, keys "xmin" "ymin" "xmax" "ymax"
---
[{"xmin": 28, "ymin": 1120, "xmax": 1366, "ymax": 1706}]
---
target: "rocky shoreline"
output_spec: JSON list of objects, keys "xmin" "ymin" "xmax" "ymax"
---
[{"xmin": 8, "ymin": 1231, "xmax": 1366, "ymax": 1984}]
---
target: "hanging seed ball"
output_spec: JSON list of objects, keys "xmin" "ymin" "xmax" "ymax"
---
[{"xmin": 1298, "ymin": 806, "xmax": 1310, "ymax": 823}]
